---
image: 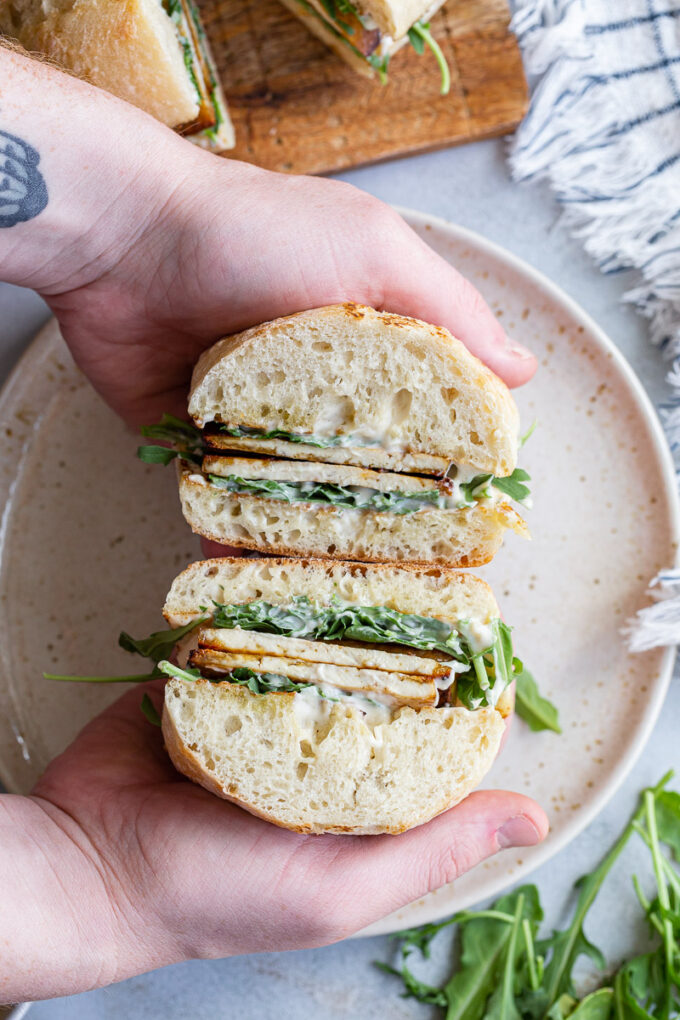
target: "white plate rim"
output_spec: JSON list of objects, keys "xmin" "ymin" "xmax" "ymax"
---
[{"xmin": 361, "ymin": 208, "xmax": 680, "ymax": 934}]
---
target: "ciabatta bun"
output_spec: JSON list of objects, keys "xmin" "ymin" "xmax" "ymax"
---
[
  {"xmin": 0, "ymin": 0, "xmax": 235, "ymax": 150},
  {"xmin": 188, "ymin": 304, "xmax": 520, "ymax": 476},
  {"xmin": 161, "ymin": 557, "xmax": 507, "ymax": 834},
  {"xmin": 163, "ymin": 556, "xmax": 500, "ymax": 627},
  {"xmin": 162, "ymin": 679, "xmax": 504, "ymax": 834}
]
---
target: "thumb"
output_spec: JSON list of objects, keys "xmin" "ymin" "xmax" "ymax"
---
[
  {"xmin": 373, "ymin": 212, "xmax": 537, "ymax": 389},
  {"xmin": 332, "ymin": 791, "xmax": 548, "ymax": 932}
]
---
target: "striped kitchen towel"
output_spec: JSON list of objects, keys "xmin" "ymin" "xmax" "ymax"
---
[{"xmin": 508, "ymin": 0, "xmax": 680, "ymax": 649}]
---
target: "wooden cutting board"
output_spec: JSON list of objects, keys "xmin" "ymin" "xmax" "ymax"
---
[{"xmin": 203, "ymin": 0, "xmax": 527, "ymax": 175}]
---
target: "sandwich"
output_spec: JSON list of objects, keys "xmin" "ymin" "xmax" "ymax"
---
[
  {"xmin": 159, "ymin": 556, "xmax": 516, "ymax": 834},
  {"xmin": 278, "ymin": 0, "xmax": 451, "ymax": 92},
  {"xmin": 0, "ymin": 0, "xmax": 235, "ymax": 152},
  {"xmin": 139, "ymin": 303, "xmax": 531, "ymax": 568}
]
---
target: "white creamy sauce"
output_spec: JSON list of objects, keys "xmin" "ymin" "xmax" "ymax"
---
[
  {"xmin": 292, "ymin": 682, "xmax": 394, "ymax": 729},
  {"xmin": 458, "ymin": 619, "xmax": 495, "ymax": 655},
  {"xmin": 434, "ymin": 660, "xmax": 469, "ymax": 690},
  {"xmin": 187, "ymin": 473, "xmax": 208, "ymax": 486}
]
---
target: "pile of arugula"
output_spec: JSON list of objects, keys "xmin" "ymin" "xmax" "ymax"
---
[{"xmin": 378, "ymin": 771, "xmax": 680, "ymax": 1019}]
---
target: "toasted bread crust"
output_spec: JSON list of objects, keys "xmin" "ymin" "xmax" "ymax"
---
[{"xmin": 188, "ymin": 304, "xmax": 520, "ymax": 476}]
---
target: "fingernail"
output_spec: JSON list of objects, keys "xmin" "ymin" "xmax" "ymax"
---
[
  {"xmin": 496, "ymin": 815, "xmax": 542, "ymax": 849},
  {"xmin": 505, "ymin": 338, "xmax": 534, "ymax": 360}
]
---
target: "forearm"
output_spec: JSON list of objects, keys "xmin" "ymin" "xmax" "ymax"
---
[{"xmin": 0, "ymin": 45, "xmax": 192, "ymax": 295}]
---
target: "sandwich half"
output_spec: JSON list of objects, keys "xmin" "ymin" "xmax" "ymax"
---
[
  {"xmin": 278, "ymin": 0, "xmax": 451, "ymax": 90},
  {"xmin": 160, "ymin": 557, "xmax": 515, "ymax": 834},
  {"xmin": 0, "ymin": 0, "xmax": 235, "ymax": 152},
  {"xmin": 141, "ymin": 303, "xmax": 530, "ymax": 567}
]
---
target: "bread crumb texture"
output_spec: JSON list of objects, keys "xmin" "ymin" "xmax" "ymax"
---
[
  {"xmin": 188, "ymin": 304, "xmax": 519, "ymax": 475},
  {"xmin": 162, "ymin": 679, "xmax": 504, "ymax": 834},
  {"xmin": 179, "ymin": 477, "xmax": 527, "ymax": 567},
  {"xmin": 163, "ymin": 556, "xmax": 499, "ymax": 627}
]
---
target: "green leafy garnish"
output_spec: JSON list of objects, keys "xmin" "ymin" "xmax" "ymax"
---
[
  {"xmin": 459, "ymin": 467, "xmax": 532, "ymax": 507},
  {"xmin": 156, "ymin": 661, "xmax": 201, "ymax": 683},
  {"xmin": 140, "ymin": 693, "xmax": 162, "ymax": 728},
  {"xmin": 367, "ymin": 52, "xmax": 390, "ymax": 82},
  {"xmin": 211, "ymin": 596, "xmax": 520, "ymax": 711},
  {"xmin": 137, "ymin": 414, "xmax": 203, "ymax": 467},
  {"xmin": 217, "ymin": 423, "xmax": 381, "ymax": 449},
  {"xmin": 492, "ymin": 468, "xmax": 533, "ymax": 505},
  {"xmin": 157, "ymin": 660, "xmax": 313, "ymax": 695},
  {"xmin": 44, "ymin": 618, "xmax": 205, "ymax": 684},
  {"xmin": 520, "ymin": 420, "xmax": 538, "ymax": 448},
  {"xmin": 119, "ymin": 617, "xmax": 207, "ymax": 663},
  {"xmin": 207, "ymin": 474, "xmax": 447, "ymax": 514},
  {"xmin": 408, "ymin": 20, "xmax": 450, "ymax": 95},
  {"xmin": 515, "ymin": 666, "xmax": 561, "ymax": 733},
  {"xmin": 379, "ymin": 771, "xmax": 680, "ymax": 1019},
  {"xmin": 45, "ymin": 669, "xmax": 162, "ymax": 683},
  {"xmin": 138, "ymin": 415, "xmax": 531, "ymax": 510}
]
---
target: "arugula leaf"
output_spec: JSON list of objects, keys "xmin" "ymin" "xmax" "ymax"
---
[
  {"xmin": 45, "ymin": 618, "xmax": 205, "ymax": 684},
  {"xmin": 408, "ymin": 20, "xmax": 450, "ymax": 94},
  {"xmin": 492, "ymin": 468, "xmax": 532, "ymax": 505},
  {"xmin": 515, "ymin": 666, "xmax": 561, "ymax": 733},
  {"xmin": 567, "ymin": 988, "xmax": 614, "ymax": 1019},
  {"xmin": 458, "ymin": 468, "xmax": 532, "ymax": 509},
  {"xmin": 45, "ymin": 669, "xmax": 161, "ymax": 683},
  {"xmin": 367, "ymin": 52, "xmax": 390, "ymax": 82},
  {"xmin": 546, "ymin": 994, "xmax": 577, "ymax": 1020},
  {"xmin": 444, "ymin": 886, "xmax": 542, "ymax": 1020},
  {"xmin": 208, "ymin": 473, "xmax": 446, "ymax": 514},
  {"xmin": 137, "ymin": 445, "xmax": 183, "ymax": 465},
  {"xmin": 218, "ymin": 423, "xmax": 376, "ymax": 449},
  {"xmin": 374, "ymin": 961, "xmax": 446, "ymax": 1006},
  {"xmin": 140, "ymin": 693, "xmax": 162, "ymax": 728},
  {"xmin": 137, "ymin": 413, "xmax": 203, "ymax": 467},
  {"xmin": 407, "ymin": 25, "xmax": 426, "ymax": 53},
  {"xmin": 157, "ymin": 659, "xmax": 314, "ymax": 695},
  {"xmin": 380, "ymin": 774, "xmax": 680, "ymax": 1020},
  {"xmin": 520, "ymin": 420, "xmax": 538, "ymax": 448},
  {"xmin": 483, "ymin": 892, "xmax": 525, "ymax": 1020},
  {"xmin": 119, "ymin": 617, "xmax": 206, "ymax": 664},
  {"xmin": 157, "ymin": 661, "xmax": 201, "ymax": 682},
  {"xmin": 539, "ymin": 775, "xmax": 675, "ymax": 1008},
  {"xmin": 655, "ymin": 791, "xmax": 680, "ymax": 862},
  {"xmin": 212, "ymin": 596, "xmax": 517, "ymax": 711}
]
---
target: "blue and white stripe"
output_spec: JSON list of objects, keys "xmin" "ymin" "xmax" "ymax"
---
[{"xmin": 509, "ymin": 0, "xmax": 680, "ymax": 649}]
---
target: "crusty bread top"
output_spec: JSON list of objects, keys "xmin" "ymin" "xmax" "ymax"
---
[
  {"xmin": 189, "ymin": 305, "xmax": 519, "ymax": 476},
  {"xmin": 1, "ymin": 0, "xmax": 199, "ymax": 127},
  {"xmin": 163, "ymin": 556, "xmax": 499, "ymax": 627}
]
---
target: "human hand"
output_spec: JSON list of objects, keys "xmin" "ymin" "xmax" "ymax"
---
[
  {"xmin": 3, "ymin": 678, "xmax": 545, "ymax": 1000},
  {"xmin": 0, "ymin": 51, "xmax": 535, "ymax": 427},
  {"xmin": 45, "ymin": 152, "xmax": 536, "ymax": 425}
]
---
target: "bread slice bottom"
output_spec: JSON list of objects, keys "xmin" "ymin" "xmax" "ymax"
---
[
  {"xmin": 179, "ymin": 476, "xmax": 527, "ymax": 567},
  {"xmin": 162, "ymin": 678, "xmax": 504, "ymax": 834}
]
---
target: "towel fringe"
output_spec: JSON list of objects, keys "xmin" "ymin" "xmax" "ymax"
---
[{"xmin": 510, "ymin": 0, "xmax": 680, "ymax": 650}]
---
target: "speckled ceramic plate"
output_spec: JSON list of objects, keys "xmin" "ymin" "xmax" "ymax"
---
[{"xmin": 0, "ymin": 211, "xmax": 677, "ymax": 938}]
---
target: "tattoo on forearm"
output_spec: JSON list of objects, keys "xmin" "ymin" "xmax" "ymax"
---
[{"xmin": 0, "ymin": 129, "xmax": 48, "ymax": 228}]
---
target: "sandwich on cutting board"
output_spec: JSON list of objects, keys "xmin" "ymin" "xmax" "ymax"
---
[
  {"xmin": 277, "ymin": 0, "xmax": 451, "ymax": 90},
  {"xmin": 0, "ymin": 0, "xmax": 235, "ymax": 152},
  {"xmin": 159, "ymin": 557, "xmax": 516, "ymax": 834},
  {"xmin": 141, "ymin": 303, "xmax": 531, "ymax": 567}
]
